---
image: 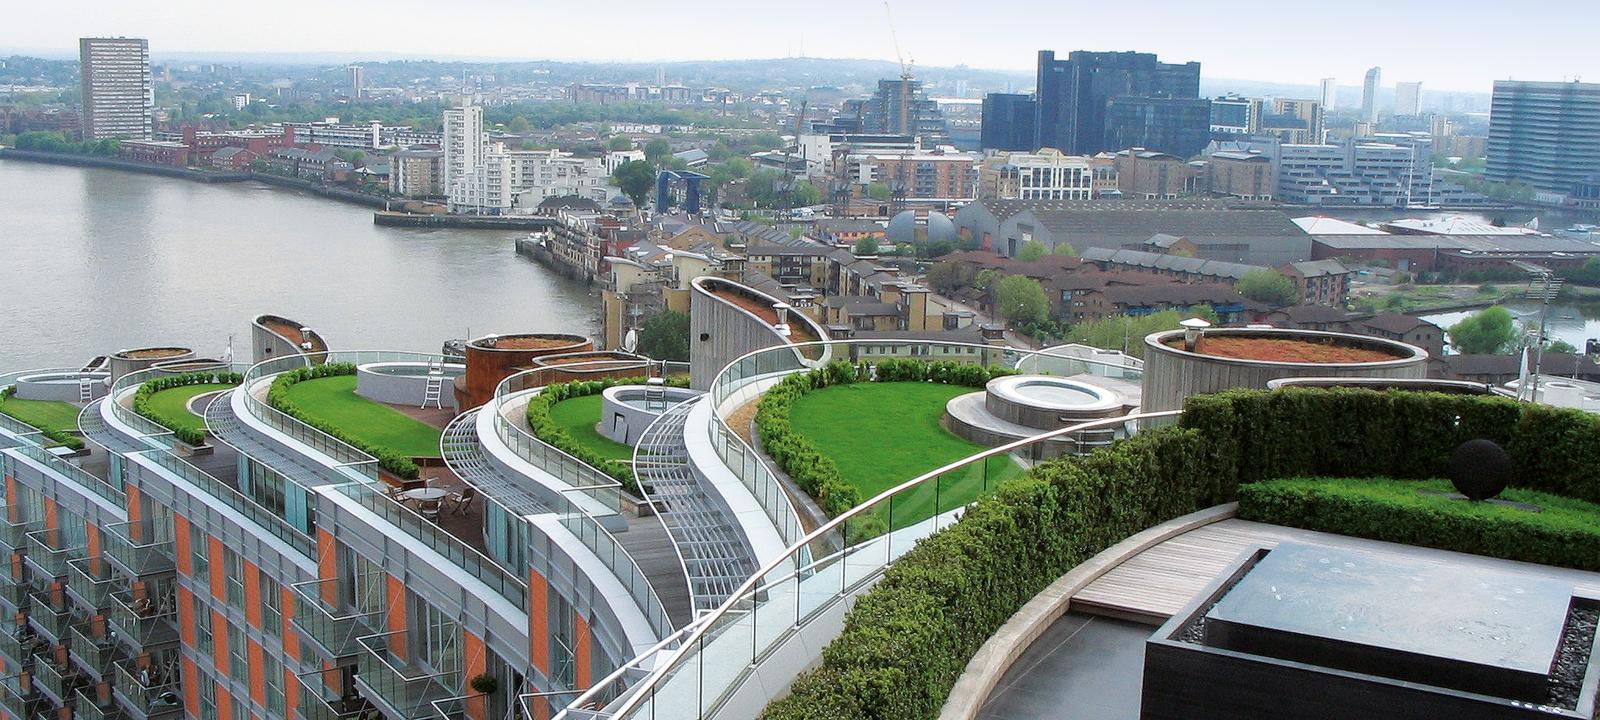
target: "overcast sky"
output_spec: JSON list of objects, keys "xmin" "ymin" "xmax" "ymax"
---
[{"xmin": 8, "ymin": 0, "xmax": 1597, "ymax": 92}]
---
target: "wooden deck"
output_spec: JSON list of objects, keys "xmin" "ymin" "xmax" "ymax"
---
[{"xmin": 1071, "ymin": 518, "xmax": 1600, "ymax": 625}]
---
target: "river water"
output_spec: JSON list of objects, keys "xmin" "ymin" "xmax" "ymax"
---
[
  {"xmin": 1422, "ymin": 302, "xmax": 1600, "ymax": 354},
  {"xmin": 0, "ymin": 160, "xmax": 600, "ymax": 369}
]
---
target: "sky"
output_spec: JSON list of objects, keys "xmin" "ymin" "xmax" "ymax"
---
[{"xmin": 7, "ymin": 0, "xmax": 1598, "ymax": 93}]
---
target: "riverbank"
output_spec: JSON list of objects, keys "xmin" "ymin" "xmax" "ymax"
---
[
  {"xmin": 0, "ymin": 148, "xmax": 248, "ymax": 182},
  {"xmin": 374, "ymin": 212, "xmax": 557, "ymax": 230},
  {"xmin": 0, "ymin": 148, "xmax": 388, "ymax": 208}
]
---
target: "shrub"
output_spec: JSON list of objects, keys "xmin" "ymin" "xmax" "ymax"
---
[
  {"xmin": 1238, "ymin": 477, "xmax": 1600, "ymax": 572},
  {"xmin": 267, "ymin": 363, "xmax": 421, "ymax": 479},
  {"xmin": 524, "ymin": 376, "xmax": 690, "ymax": 496},
  {"xmin": 754, "ymin": 359, "xmax": 1013, "ymax": 522},
  {"xmin": 132, "ymin": 371, "xmax": 244, "ymax": 446}
]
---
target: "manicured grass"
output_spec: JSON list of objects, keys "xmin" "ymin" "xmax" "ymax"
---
[
  {"xmin": 548, "ymin": 394, "xmax": 636, "ymax": 462},
  {"xmin": 279, "ymin": 375, "xmax": 443, "ymax": 458},
  {"xmin": 788, "ymin": 382, "xmax": 1022, "ymax": 526},
  {"xmin": 1239, "ymin": 477, "xmax": 1600, "ymax": 572},
  {"xmin": 0, "ymin": 395, "xmax": 81, "ymax": 436},
  {"xmin": 142, "ymin": 383, "xmax": 232, "ymax": 437}
]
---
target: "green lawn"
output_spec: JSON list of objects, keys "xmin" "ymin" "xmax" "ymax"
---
[
  {"xmin": 143, "ymin": 383, "xmax": 232, "ymax": 436},
  {"xmin": 0, "ymin": 394, "xmax": 81, "ymax": 436},
  {"xmin": 280, "ymin": 375, "xmax": 443, "ymax": 458},
  {"xmin": 788, "ymin": 382, "xmax": 1022, "ymax": 528},
  {"xmin": 549, "ymin": 394, "xmax": 636, "ymax": 461}
]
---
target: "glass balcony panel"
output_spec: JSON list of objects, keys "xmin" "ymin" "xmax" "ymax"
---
[
  {"xmin": 106, "ymin": 590, "xmax": 177, "ymax": 651},
  {"xmin": 24, "ymin": 529, "xmax": 81, "ymax": 579},
  {"xmin": 353, "ymin": 632, "xmax": 460, "ymax": 720},
  {"xmin": 293, "ymin": 671, "xmax": 371, "ymax": 720},
  {"xmin": 66, "ymin": 556, "xmax": 115, "ymax": 611},
  {"xmin": 27, "ymin": 592, "xmax": 70, "ymax": 643},
  {"xmin": 111, "ymin": 661, "xmax": 181, "ymax": 719},
  {"xmin": 289, "ymin": 579, "xmax": 383, "ymax": 659},
  {"xmin": 69, "ymin": 623, "xmax": 118, "ymax": 680},
  {"xmin": 103, "ymin": 521, "xmax": 174, "ymax": 578}
]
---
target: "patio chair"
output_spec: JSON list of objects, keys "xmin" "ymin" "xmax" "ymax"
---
[
  {"xmin": 418, "ymin": 499, "xmax": 443, "ymax": 523},
  {"xmin": 447, "ymin": 486, "xmax": 478, "ymax": 515}
]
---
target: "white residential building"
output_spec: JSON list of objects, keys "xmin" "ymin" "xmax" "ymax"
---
[
  {"xmin": 444, "ymin": 106, "xmax": 485, "ymax": 208},
  {"xmin": 446, "ymin": 106, "xmax": 620, "ymax": 213},
  {"xmin": 979, "ymin": 148, "xmax": 1094, "ymax": 200},
  {"xmin": 1321, "ymin": 78, "xmax": 1337, "ymax": 110},
  {"xmin": 78, "ymin": 37, "xmax": 153, "ymax": 140},
  {"xmin": 1395, "ymin": 82, "xmax": 1423, "ymax": 117}
]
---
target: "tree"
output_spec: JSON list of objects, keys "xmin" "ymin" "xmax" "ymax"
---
[
  {"xmin": 644, "ymin": 139, "xmax": 672, "ymax": 165},
  {"xmin": 866, "ymin": 182, "xmax": 893, "ymax": 201},
  {"xmin": 925, "ymin": 261, "xmax": 975, "ymax": 294},
  {"xmin": 1016, "ymin": 239, "xmax": 1048, "ymax": 262},
  {"xmin": 1063, "ymin": 311, "xmax": 1189, "ymax": 358},
  {"xmin": 853, "ymin": 237, "xmax": 881, "ymax": 255},
  {"xmin": 637, "ymin": 311, "xmax": 690, "ymax": 362},
  {"xmin": 1549, "ymin": 339, "xmax": 1579, "ymax": 354},
  {"xmin": 1449, "ymin": 306, "xmax": 1519, "ymax": 354},
  {"xmin": 606, "ymin": 136, "xmax": 633, "ymax": 151},
  {"xmin": 611, "ymin": 160, "xmax": 656, "ymax": 210},
  {"xmin": 507, "ymin": 116, "xmax": 532, "ymax": 134},
  {"xmin": 996, "ymin": 275, "xmax": 1049, "ymax": 325},
  {"xmin": 1236, "ymin": 269, "xmax": 1299, "ymax": 306},
  {"xmin": 1052, "ymin": 243, "xmax": 1079, "ymax": 257},
  {"xmin": 791, "ymin": 181, "xmax": 823, "ymax": 207}
]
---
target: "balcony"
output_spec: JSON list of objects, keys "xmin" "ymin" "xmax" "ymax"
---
[
  {"xmin": 293, "ymin": 672, "xmax": 372, "ymax": 720},
  {"xmin": 68, "ymin": 623, "xmax": 119, "ymax": 681},
  {"xmin": 27, "ymin": 592, "xmax": 71, "ymax": 644},
  {"xmin": 32, "ymin": 653, "xmax": 87, "ymax": 705},
  {"xmin": 0, "ymin": 675, "xmax": 42, "ymax": 719},
  {"xmin": 111, "ymin": 662, "xmax": 181, "ymax": 720},
  {"xmin": 354, "ymin": 632, "xmax": 460, "ymax": 720},
  {"xmin": 0, "ymin": 571, "xmax": 29, "ymax": 613},
  {"xmin": 76, "ymin": 686, "xmax": 128, "ymax": 720},
  {"xmin": 103, "ymin": 521, "xmax": 174, "ymax": 578},
  {"xmin": 24, "ymin": 528, "xmax": 82, "ymax": 579},
  {"xmin": 0, "ymin": 623, "xmax": 38, "ymax": 669},
  {"xmin": 106, "ymin": 590, "xmax": 177, "ymax": 652},
  {"xmin": 290, "ymin": 578, "xmax": 382, "ymax": 660},
  {"xmin": 0, "ymin": 507, "xmax": 40, "ymax": 555},
  {"xmin": 66, "ymin": 557, "xmax": 115, "ymax": 611}
]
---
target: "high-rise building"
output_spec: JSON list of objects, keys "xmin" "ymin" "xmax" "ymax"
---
[
  {"xmin": 1263, "ymin": 98, "xmax": 1326, "ymax": 144},
  {"xmin": 349, "ymin": 64, "xmax": 364, "ymax": 98},
  {"xmin": 1033, "ymin": 50, "xmax": 1203, "ymax": 156},
  {"xmin": 443, "ymin": 106, "xmax": 485, "ymax": 203},
  {"xmin": 1395, "ymin": 81, "xmax": 1422, "ymax": 116},
  {"xmin": 847, "ymin": 78, "xmax": 950, "ymax": 148},
  {"xmin": 1487, "ymin": 80, "xmax": 1600, "ymax": 193},
  {"xmin": 1321, "ymin": 78, "xmax": 1337, "ymax": 110},
  {"xmin": 979, "ymin": 93, "xmax": 1037, "ymax": 151},
  {"xmin": 78, "ymin": 37, "xmax": 153, "ymax": 140},
  {"xmin": 1210, "ymin": 95, "xmax": 1260, "ymax": 135},
  {"xmin": 1361, "ymin": 67, "xmax": 1382, "ymax": 123},
  {"xmin": 1104, "ymin": 96, "xmax": 1212, "ymax": 158}
]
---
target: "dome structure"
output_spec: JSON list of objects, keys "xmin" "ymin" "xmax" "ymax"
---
[{"xmin": 886, "ymin": 210, "xmax": 959, "ymax": 246}]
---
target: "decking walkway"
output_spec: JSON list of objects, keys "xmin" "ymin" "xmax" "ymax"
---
[{"xmin": 1071, "ymin": 518, "xmax": 1600, "ymax": 625}]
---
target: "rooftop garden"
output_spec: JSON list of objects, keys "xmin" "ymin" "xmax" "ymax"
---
[
  {"xmin": 756, "ymin": 359, "xmax": 1017, "ymax": 522},
  {"xmin": 525, "ymin": 377, "xmax": 690, "ymax": 496},
  {"xmin": 1171, "ymin": 335, "xmax": 1406, "ymax": 363},
  {"xmin": 547, "ymin": 394, "xmax": 635, "ymax": 462},
  {"xmin": 760, "ymin": 387, "xmax": 1600, "ymax": 719},
  {"xmin": 133, "ymin": 372, "xmax": 242, "ymax": 446},
  {"xmin": 0, "ymin": 387, "xmax": 83, "ymax": 450},
  {"xmin": 267, "ymin": 363, "xmax": 440, "ymax": 478},
  {"xmin": 258, "ymin": 316, "xmax": 326, "ymax": 353}
]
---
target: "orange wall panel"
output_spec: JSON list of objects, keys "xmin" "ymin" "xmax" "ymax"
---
[
  {"xmin": 125, "ymin": 484, "xmax": 142, "ymax": 524},
  {"xmin": 282, "ymin": 584, "xmax": 300, "ymax": 661},
  {"xmin": 529, "ymin": 570, "xmax": 549, "ymax": 674},
  {"xmin": 574, "ymin": 614, "xmax": 592, "ymax": 690},
  {"xmin": 174, "ymin": 515, "xmax": 192, "ymax": 577},
  {"xmin": 248, "ymin": 638, "xmax": 266, "ymax": 707},
  {"xmin": 182, "ymin": 657, "xmax": 201, "ymax": 715},
  {"xmin": 177, "ymin": 588, "xmax": 197, "ymax": 648},
  {"xmin": 244, "ymin": 561, "xmax": 262, "ymax": 629},
  {"xmin": 385, "ymin": 574, "xmax": 407, "ymax": 659},
  {"xmin": 463, "ymin": 631, "xmax": 487, "ymax": 720},
  {"xmin": 208, "ymin": 536, "xmax": 225, "ymax": 601}
]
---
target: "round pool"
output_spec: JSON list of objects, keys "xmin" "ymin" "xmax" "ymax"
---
[
  {"xmin": 986, "ymin": 375, "xmax": 1124, "ymax": 427},
  {"xmin": 13, "ymin": 371, "xmax": 109, "ymax": 402},
  {"xmin": 356, "ymin": 361, "xmax": 465, "ymax": 410},
  {"xmin": 597, "ymin": 385, "xmax": 702, "ymax": 445}
]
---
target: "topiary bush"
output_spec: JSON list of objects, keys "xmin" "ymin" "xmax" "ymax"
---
[
  {"xmin": 267, "ymin": 363, "xmax": 422, "ymax": 479},
  {"xmin": 132, "ymin": 371, "xmax": 243, "ymax": 446},
  {"xmin": 754, "ymin": 359, "xmax": 1014, "ymax": 521},
  {"xmin": 524, "ymin": 376, "xmax": 690, "ymax": 497}
]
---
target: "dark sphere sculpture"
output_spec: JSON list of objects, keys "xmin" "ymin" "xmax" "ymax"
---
[{"xmin": 1448, "ymin": 439, "xmax": 1511, "ymax": 501}]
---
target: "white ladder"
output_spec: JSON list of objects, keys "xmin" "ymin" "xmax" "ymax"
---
[
  {"xmin": 422, "ymin": 361, "xmax": 445, "ymax": 409},
  {"xmin": 78, "ymin": 377, "xmax": 95, "ymax": 403}
]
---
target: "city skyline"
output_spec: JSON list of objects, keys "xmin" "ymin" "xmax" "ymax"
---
[{"xmin": 6, "ymin": 0, "xmax": 1598, "ymax": 93}]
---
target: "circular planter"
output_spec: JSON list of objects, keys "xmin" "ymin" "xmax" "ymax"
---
[
  {"xmin": 13, "ymin": 371, "xmax": 110, "ymax": 402},
  {"xmin": 1141, "ymin": 328, "xmax": 1428, "ymax": 412},
  {"xmin": 109, "ymin": 347, "xmax": 194, "ymax": 382},
  {"xmin": 461, "ymin": 333, "xmax": 591, "ymax": 409},
  {"xmin": 597, "ymin": 385, "xmax": 702, "ymax": 445}
]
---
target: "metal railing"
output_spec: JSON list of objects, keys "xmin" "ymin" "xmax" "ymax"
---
[
  {"xmin": 293, "ymin": 670, "xmax": 368, "ymax": 720},
  {"xmin": 550, "ymin": 339, "xmax": 1163, "ymax": 720},
  {"xmin": 289, "ymin": 578, "xmax": 383, "ymax": 659},
  {"xmin": 106, "ymin": 589, "xmax": 177, "ymax": 650},
  {"xmin": 354, "ymin": 630, "xmax": 460, "ymax": 720},
  {"xmin": 8, "ymin": 442, "xmax": 126, "ymax": 507},
  {"xmin": 102, "ymin": 520, "xmax": 175, "ymax": 577},
  {"xmin": 241, "ymin": 351, "xmax": 524, "ymax": 607},
  {"xmin": 75, "ymin": 686, "xmax": 121, "ymax": 720},
  {"xmin": 27, "ymin": 592, "xmax": 71, "ymax": 642},
  {"xmin": 551, "ymin": 487, "xmax": 672, "ymax": 638},
  {"xmin": 68, "ymin": 623, "xmax": 117, "ymax": 679},
  {"xmin": 0, "ymin": 571, "xmax": 27, "ymax": 612},
  {"xmin": 111, "ymin": 661, "xmax": 180, "ymax": 718},
  {"xmin": 0, "ymin": 505, "xmax": 39, "ymax": 555}
]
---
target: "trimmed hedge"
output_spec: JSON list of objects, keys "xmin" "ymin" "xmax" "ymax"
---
[
  {"xmin": 760, "ymin": 386, "xmax": 1600, "ymax": 720},
  {"xmin": 133, "ymin": 371, "xmax": 242, "ymax": 446},
  {"xmin": 1239, "ymin": 477, "xmax": 1600, "ymax": 572},
  {"xmin": 524, "ymin": 376, "xmax": 690, "ymax": 497},
  {"xmin": 267, "ymin": 363, "xmax": 420, "ymax": 479},
  {"xmin": 755, "ymin": 359, "xmax": 1014, "ymax": 521},
  {"xmin": 0, "ymin": 386, "xmax": 85, "ymax": 451}
]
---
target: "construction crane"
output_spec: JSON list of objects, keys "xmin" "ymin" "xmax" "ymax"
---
[{"xmin": 883, "ymin": 0, "xmax": 914, "ymax": 81}]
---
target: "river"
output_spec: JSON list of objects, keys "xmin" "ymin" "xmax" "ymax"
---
[
  {"xmin": 0, "ymin": 160, "xmax": 600, "ymax": 369},
  {"xmin": 1421, "ymin": 302, "xmax": 1600, "ymax": 354}
]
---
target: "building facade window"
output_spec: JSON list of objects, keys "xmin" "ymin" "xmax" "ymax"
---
[
  {"xmin": 263, "ymin": 654, "xmax": 285, "ymax": 716},
  {"xmin": 260, "ymin": 571, "xmax": 282, "ymax": 637},
  {"xmin": 411, "ymin": 596, "xmax": 461, "ymax": 676},
  {"xmin": 228, "ymin": 625, "xmax": 249, "ymax": 684},
  {"xmin": 190, "ymin": 526, "xmax": 209, "ymax": 586},
  {"xmin": 199, "ymin": 676, "xmax": 218, "ymax": 720},
  {"xmin": 195, "ymin": 605, "xmax": 214, "ymax": 658},
  {"xmin": 223, "ymin": 548, "xmax": 244, "ymax": 608}
]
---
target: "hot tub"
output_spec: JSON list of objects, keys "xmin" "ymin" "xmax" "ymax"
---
[
  {"xmin": 356, "ymin": 361, "xmax": 465, "ymax": 410},
  {"xmin": 13, "ymin": 371, "xmax": 110, "ymax": 402},
  {"xmin": 597, "ymin": 384, "xmax": 702, "ymax": 445}
]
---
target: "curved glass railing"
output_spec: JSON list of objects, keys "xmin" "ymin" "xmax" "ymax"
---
[
  {"xmin": 0, "ymin": 367, "xmax": 96, "ymax": 445},
  {"xmin": 239, "ymin": 351, "xmax": 527, "ymax": 611},
  {"xmin": 551, "ymin": 340, "xmax": 1156, "ymax": 720},
  {"xmin": 105, "ymin": 363, "xmax": 255, "ymax": 450}
]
